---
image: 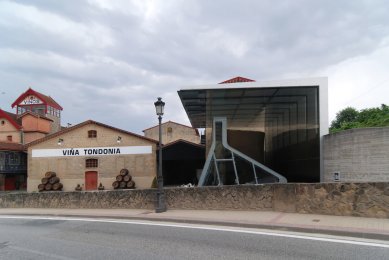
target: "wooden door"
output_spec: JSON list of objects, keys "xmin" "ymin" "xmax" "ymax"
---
[
  {"xmin": 4, "ymin": 176, "xmax": 16, "ymax": 191},
  {"xmin": 85, "ymin": 171, "xmax": 98, "ymax": 190}
]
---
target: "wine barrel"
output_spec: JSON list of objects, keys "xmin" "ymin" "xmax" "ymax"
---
[
  {"xmin": 38, "ymin": 183, "xmax": 45, "ymax": 192},
  {"xmin": 112, "ymin": 181, "xmax": 119, "ymax": 189},
  {"xmin": 45, "ymin": 171, "xmax": 56, "ymax": 178},
  {"xmin": 126, "ymin": 180, "xmax": 135, "ymax": 189},
  {"xmin": 119, "ymin": 181, "xmax": 126, "ymax": 189},
  {"xmin": 52, "ymin": 182, "xmax": 63, "ymax": 191},
  {"xmin": 45, "ymin": 183, "xmax": 52, "ymax": 191},
  {"xmin": 41, "ymin": 177, "xmax": 49, "ymax": 185},
  {"xmin": 98, "ymin": 183, "xmax": 105, "ymax": 190},
  {"xmin": 116, "ymin": 175, "xmax": 123, "ymax": 182},
  {"xmin": 49, "ymin": 176, "xmax": 60, "ymax": 184},
  {"xmin": 123, "ymin": 175, "xmax": 131, "ymax": 182},
  {"xmin": 120, "ymin": 168, "xmax": 129, "ymax": 176},
  {"xmin": 52, "ymin": 183, "xmax": 59, "ymax": 190}
]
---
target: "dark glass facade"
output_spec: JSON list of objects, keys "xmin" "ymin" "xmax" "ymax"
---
[{"xmin": 179, "ymin": 86, "xmax": 321, "ymax": 182}]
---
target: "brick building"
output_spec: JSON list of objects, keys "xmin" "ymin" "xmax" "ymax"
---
[
  {"xmin": 143, "ymin": 121, "xmax": 200, "ymax": 144},
  {"xmin": 27, "ymin": 120, "xmax": 158, "ymax": 192},
  {"xmin": 11, "ymin": 88, "xmax": 63, "ymax": 134},
  {"xmin": 0, "ymin": 88, "xmax": 63, "ymax": 190}
]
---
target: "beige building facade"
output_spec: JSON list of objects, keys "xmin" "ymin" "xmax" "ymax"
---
[
  {"xmin": 143, "ymin": 121, "xmax": 200, "ymax": 144},
  {"xmin": 27, "ymin": 120, "xmax": 158, "ymax": 192},
  {"xmin": 0, "ymin": 114, "xmax": 22, "ymax": 144}
]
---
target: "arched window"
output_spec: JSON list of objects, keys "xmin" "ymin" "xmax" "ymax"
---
[
  {"xmin": 86, "ymin": 159, "xmax": 98, "ymax": 168},
  {"xmin": 88, "ymin": 130, "xmax": 97, "ymax": 138}
]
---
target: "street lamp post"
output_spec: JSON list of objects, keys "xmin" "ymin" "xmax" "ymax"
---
[{"xmin": 154, "ymin": 97, "xmax": 167, "ymax": 213}]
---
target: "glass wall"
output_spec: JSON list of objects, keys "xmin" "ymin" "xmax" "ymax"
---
[{"xmin": 179, "ymin": 86, "xmax": 320, "ymax": 183}]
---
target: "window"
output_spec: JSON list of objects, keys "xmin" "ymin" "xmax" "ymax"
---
[
  {"xmin": 32, "ymin": 105, "xmax": 45, "ymax": 115},
  {"xmin": 0, "ymin": 153, "xmax": 5, "ymax": 166},
  {"xmin": 8, "ymin": 152, "xmax": 20, "ymax": 165},
  {"xmin": 1, "ymin": 120, "xmax": 4, "ymax": 126},
  {"xmin": 17, "ymin": 107, "xmax": 26, "ymax": 114},
  {"xmin": 88, "ymin": 130, "xmax": 97, "ymax": 138},
  {"xmin": 51, "ymin": 108, "xmax": 60, "ymax": 117},
  {"xmin": 86, "ymin": 159, "xmax": 98, "ymax": 168},
  {"xmin": 167, "ymin": 127, "xmax": 173, "ymax": 137},
  {"xmin": 7, "ymin": 135, "xmax": 12, "ymax": 142}
]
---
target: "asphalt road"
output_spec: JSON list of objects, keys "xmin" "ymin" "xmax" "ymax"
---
[{"xmin": 0, "ymin": 216, "xmax": 388, "ymax": 260}]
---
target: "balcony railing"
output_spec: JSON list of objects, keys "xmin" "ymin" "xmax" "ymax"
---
[{"xmin": 0, "ymin": 164, "xmax": 27, "ymax": 174}]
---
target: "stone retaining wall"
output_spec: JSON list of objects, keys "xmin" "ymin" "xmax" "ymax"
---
[{"xmin": 1, "ymin": 182, "xmax": 388, "ymax": 218}]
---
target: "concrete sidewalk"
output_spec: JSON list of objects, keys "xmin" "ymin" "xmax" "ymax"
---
[{"xmin": 0, "ymin": 208, "xmax": 389, "ymax": 240}]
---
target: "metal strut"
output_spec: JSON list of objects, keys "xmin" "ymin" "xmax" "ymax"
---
[{"xmin": 198, "ymin": 117, "xmax": 287, "ymax": 186}]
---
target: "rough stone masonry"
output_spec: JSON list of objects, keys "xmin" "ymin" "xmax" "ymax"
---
[{"xmin": 0, "ymin": 182, "xmax": 388, "ymax": 218}]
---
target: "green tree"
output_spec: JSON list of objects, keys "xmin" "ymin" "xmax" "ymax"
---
[
  {"xmin": 330, "ymin": 107, "xmax": 359, "ymax": 129},
  {"xmin": 330, "ymin": 104, "xmax": 389, "ymax": 133}
]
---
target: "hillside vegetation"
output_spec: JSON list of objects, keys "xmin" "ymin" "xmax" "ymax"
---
[{"xmin": 330, "ymin": 104, "xmax": 389, "ymax": 133}]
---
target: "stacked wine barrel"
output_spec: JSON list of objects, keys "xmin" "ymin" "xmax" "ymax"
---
[
  {"xmin": 112, "ymin": 169, "xmax": 135, "ymax": 189},
  {"xmin": 38, "ymin": 172, "xmax": 63, "ymax": 192}
]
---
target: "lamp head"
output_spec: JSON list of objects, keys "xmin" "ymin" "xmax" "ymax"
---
[{"xmin": 154, "ymin": 97, "xmax": 165, "ymax": 116}]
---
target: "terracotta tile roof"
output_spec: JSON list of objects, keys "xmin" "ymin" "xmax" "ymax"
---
[
  {"xmin": 11, "ymin": 88, "xmax": 63, "ymax": 110},
  {"xmin": 142, "ymin": 120, "xmax": 199, "ymax": 135},
  {"xmin": 26, "ymin": 119, "xmax": 158, "ymax": 147},
  {"xmin": 0, "ymin": 109, "xmax": 22, "ymax": 129},
  {"xmin": 219, "ymin": 76, "xmax": 256, "ymax": 84},
  {"xmin": 0, "ymin": 142, "xmax": 25, "ymax": 151}
]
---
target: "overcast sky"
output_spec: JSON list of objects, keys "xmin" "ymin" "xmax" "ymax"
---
[{"xmin": 1, "ymin": 0, "xmax": 388, "ymax": 134}]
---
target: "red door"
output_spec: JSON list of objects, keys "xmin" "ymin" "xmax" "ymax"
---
[
  {"xmin": 4, "ymin": 177, "xmax": 16, "ymax": 191},
  {"xmin": 85, "ymin": 171, "xmax": 98, "ymax": 190}
]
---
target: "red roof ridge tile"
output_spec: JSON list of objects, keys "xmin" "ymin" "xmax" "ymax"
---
[
  {"xmin": 11, "ymin": 88, "xmax": 63, "ymax": 110},
  {"xmin": 0, "ymin": 108, "xmax": 22, "ymax": 129},
  {"xmin": 219, "ymin": 76, "xmax": 256, "ymax": 84}
]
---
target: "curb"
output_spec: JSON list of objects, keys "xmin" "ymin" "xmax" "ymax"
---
[{"xmin": 1, "ymin": 212, "xmax": 389, "ymax": 241}]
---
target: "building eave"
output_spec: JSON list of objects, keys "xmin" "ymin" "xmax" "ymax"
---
[{"xmin": 26, "ymin": 119, "xmax": 159, "ymax": 148}]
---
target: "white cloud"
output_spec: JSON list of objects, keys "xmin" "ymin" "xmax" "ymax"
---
[
  {"xmin": 196, "ymin": 28, "xmax": 249, "ymax": 58},
  {"xmin": 1, "ymin": 0, "xmax": 389, "ymax": 133},
  {"xmin": 0, "ymin": 0, "xmax": 114, "ymax": 49},
  {"xmin": 318, "ymin": 39, "xmax": 389, "ymax": 120}
]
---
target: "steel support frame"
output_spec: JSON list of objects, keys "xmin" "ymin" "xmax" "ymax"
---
[{"xmin": 198, "ymin": 117, "xmax": 287, "ymax": 186}]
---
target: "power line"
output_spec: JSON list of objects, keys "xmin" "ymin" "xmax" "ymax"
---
[{"xmin": 342, "ymin": 77, "xmax": 389, "ymax": 106}]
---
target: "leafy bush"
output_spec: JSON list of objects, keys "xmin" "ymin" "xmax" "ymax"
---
[{"xmin": 330, "ymin": 104, "xmax": 389, "ymax": 133}]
